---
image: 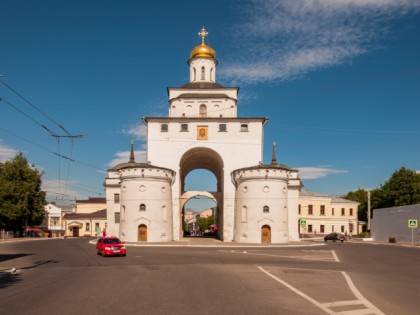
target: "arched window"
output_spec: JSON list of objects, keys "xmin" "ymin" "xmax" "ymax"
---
[
  {"xmin": 140, "ymin": 204, "xmax": 146, "ymax": 211},
  {"xmin": 210, "ymin": 68, "xmax": 213, "ymax": 81},
  {"xmin": 199, "ymin": 104, "xmax": 207, "ymax": 117},
  {"xmin": 180, "ymin": 124, "xmax": 188, "ymax": 132},
  {"xmin": 240, "ymin": 124, "xmax": 249, "ymax": 132},
  {"xmin": 263, "ymin": 206, "xmax": 269, "ymax": 213},
  {"xmin": 161, "ymin": 124, "xmax": 168, "ymax": 132},
  {"xmin": 201, "ymin": 66, "xmax": 205, "ymax": 80},
  {"xmin": 193, "ymin": 68, "xmax": 196, "ymax": 81}
]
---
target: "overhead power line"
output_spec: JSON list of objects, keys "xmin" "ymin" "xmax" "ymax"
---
[{"xmin": 0, "ymin": 127, "xmax": 104, "ymax": 171}]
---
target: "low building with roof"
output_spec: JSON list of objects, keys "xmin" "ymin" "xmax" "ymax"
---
[
  {"xmin": 63, "ymin": 209, "xmax": 107, "ymax": 237},
  {"xmin": 298, "ymin": 189, "xmax": 359, "ymax": 236}
]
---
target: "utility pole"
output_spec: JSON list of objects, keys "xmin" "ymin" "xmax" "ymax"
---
[{"xmin": 367, "ymin": 190, "xmax": 371, "ymax": 231}]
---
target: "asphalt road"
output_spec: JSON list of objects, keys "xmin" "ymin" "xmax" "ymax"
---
[{"xmin": 1, "ymin": 238, "xmax": 420, "ymax": 315}]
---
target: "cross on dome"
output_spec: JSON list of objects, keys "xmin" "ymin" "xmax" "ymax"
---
[{"xmin": 198, "ymin": 26, "xmax": 208, "ymax": 44}]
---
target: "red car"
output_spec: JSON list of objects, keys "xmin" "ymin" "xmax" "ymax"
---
[{"xmin": 96, "ymin": 236, "xmax": 127, "ymax": 257}]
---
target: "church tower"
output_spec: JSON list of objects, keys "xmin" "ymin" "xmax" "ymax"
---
[{"xmin": 168, "ymin": 27, "xmax": 238, "ymax": 119}]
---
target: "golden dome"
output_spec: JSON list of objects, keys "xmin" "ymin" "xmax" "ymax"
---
[
  {"xmin": 190, "ymin": 43, "xmax": 216, "ymax": 59},
  {"xmin": 190, "ymin": 26, "xmax": 216, "ymax": 59}
]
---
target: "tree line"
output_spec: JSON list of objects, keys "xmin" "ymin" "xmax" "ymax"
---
[{"xmin": 343, "ymin": 167, "xmax": 420, "ymax": 222}]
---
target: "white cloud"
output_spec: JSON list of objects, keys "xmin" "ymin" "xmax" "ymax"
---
[
  {"xmin": 297, "ymin": 166, "xmax": 349, "ymax": 179},
  {"xmin": 107, "ymin": 150, "xmax": 147, "ymax": 168},
  {"xmin": 0, "ymin": 141, "xmax": 18, "ymax": 162},
  {"xmin": 220, "ymin": 0, "xmax": 420, "ymax": 83},
  {"xmin": 42, "ymin": 178, "xmax": 81, "ymax": 200},
  {"xmin": 120, "ymin": 124, "xmax": 147, "ymax": 141}
]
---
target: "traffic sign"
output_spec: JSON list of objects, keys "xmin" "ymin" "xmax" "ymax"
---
[
  {"xmin": 300, "ymin": 219, "xmax": 307, "ymax": 228},
  {"xmin": 408, "ymin": 219, "xmax": 418, "ymax": 228}
]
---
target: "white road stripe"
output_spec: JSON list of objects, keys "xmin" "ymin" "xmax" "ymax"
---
[
  {"xmin": 341, "ymin": 271, "xmax": 385, "ymax": 315},
  {"xmin": 257, "ymin": 265, "xmax": 336, "ymax": 314},
  {"xmin": 332, "ymin": 250, "xmax": 340, "ymax": 262},
  {"xmin": 257, "ymin": 266, "xmax": 385, "ymax": 315}
]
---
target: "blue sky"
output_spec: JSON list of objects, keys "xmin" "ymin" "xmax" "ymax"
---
[{"xmin": 1, "ymin": 0, "xmax": 419, "ymax": 209}]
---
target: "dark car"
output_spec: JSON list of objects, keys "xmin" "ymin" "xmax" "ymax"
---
[
  {"xmin": 324, "ymin": 233, "xmax": 345, "ymax": 242},
  {"xmin": 96, "ymin": 236, "xmax": 127, "ymax": 257}
]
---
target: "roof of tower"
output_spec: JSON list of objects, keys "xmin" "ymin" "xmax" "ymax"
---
[
  {"xmin": 179, "ymin": 82, "xmax": 225, "ymax": 89},
  {"xmin": 190, "ymin": 26, "xmax": 216, "ymax": 59}
]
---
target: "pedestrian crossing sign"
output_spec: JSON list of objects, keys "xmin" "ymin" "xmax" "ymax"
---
[
  {"xmin": 408, "ymin": 219, "xmax": 418, "ymax": 228},
  {"xmin": 300, "ymin": 219, "xmax": 307, "ymax": 228}
]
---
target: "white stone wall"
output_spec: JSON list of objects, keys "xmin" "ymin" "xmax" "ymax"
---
[
  {"xmin": 169, "ymin": 97, "xmax": 237, "ymax": 118},
  {"xmin": 118, "ymin": 167, "xmax": 174, "ymax": 242},
  {"xmin": 104, "ymin": 172, "xmax": 121, "ymax": 238},
  {"xmin": 233, "ymin": 168, "xmax": 292, "ymax": 243},
  {"xmin": 145, "ymin": 119, "xmax": 265, "ymax": 242},
  {"xmin": 189, "ymin": 58, "xmax": 216, "ymax": 82}
]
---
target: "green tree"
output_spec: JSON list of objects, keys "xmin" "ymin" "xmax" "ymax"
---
[
  {"xmin": 0, "ymin": 153, "xmax": 46, "ymax": 230},
  {"xmin": 197, "ymin": 216, "xmax": 216, "ymax": 232},
  {"xmin": 376, "ymin": 167, "xmax": 420, "ymax": 208},
  {"xmin": 343, "ymin": 188, "xmax": 368, "ymax": 221}
]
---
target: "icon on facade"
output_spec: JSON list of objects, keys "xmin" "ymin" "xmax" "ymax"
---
[{"xmin": 197, "ymin": 126, "xmax": 208, "ymax": 140}]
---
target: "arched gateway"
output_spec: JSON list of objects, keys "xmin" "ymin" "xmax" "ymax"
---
[
  {"xmin": 179, "ymin": 147, "xmax": 223, "ymax": 239},
  {"xmin": 104, "ymin": 27, "xmax": 301, "ymax": 243}
]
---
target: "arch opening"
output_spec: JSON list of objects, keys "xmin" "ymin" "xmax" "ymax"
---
[{"xmin": 179, "ymin": 148, "xmax": 224, "ymax": 240}]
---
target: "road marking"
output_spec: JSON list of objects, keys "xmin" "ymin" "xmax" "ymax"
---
[
  {"xmin": 257, "ymin": 265, "xmax": 335, "ymax": 314},
  {"xmin": 338, "ymin": 271, "xmax": 385, "ymax": 315},
  {"xmin": 331, "ymin": 250, "xmax": 340, "ymax": 262},
  {"xmin": 220, "ymin": 249, "xmax": 338, "ymax": 262},
  {"xmin": 257, "ymin": 266, "xmax": 385, "ymax": 315}
]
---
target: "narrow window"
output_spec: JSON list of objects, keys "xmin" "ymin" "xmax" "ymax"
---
[
  {"xmin": 114, "ymin": 193, "xmax": 120, "ymax": 204},
  {"xmin": 263, "ymin": 206, "xmax": 269, "ymax": 213},
  {"xmin": 320, "ymin": 205, "xmax": 325, "ymax": 215},
  {"xmin": 86, "ymin": 222, "xmax": 90, "ymax": 231},
  {"xmin": 140, "ymin": 204, "xmax": 146, "ymax": 211},
  {"xmin": 350, "ymin": 208, "xmax": 353, "ymax": 216},
  {"xmin": 341, "ymin": 208, "xmax": 345, "ymax": 216},
  {"xmin": 320, "ymin": 225, "xmax": 325, "ymax": 233},
  {"xmin": 201, "ymin": 66, "xmax": 205, "ymax": 80},
  {"xmin": 199, "ymin": 104, "xmax": 207, "ymax": 117},
  {"xmin": 332, "ymin": 208, "xmax": 335, "ymax": 216},
  {"xmin": 298, "ymin": 204, "xmax": 301, "ymax": 215},
  {"xmin": 308, "ymin": 205, "xmax": 313, "ymax": 215},
  {"xmin": 240, "ymin": 124, "xmax": 248, "ymax": 132},
  {"xmin": 241, "ymin": 206, "xmax": 247, "ymax": 222},
  {"xmin": 332, "ymin": 225, "xmax": 335, "ymax": 232},
  {"xmin": 341, "ymin": 225, "xmax": 345, "ymax": 233},
  {"xmin": 162, "ymin": 206, "xmax": 167, "ymax": 221},
  {"xmin": 218, "ymin": 124, "xmax": 227, "ymax": 132},
  {"xmin": 115, "ymin": 212, "xmax": 120, "ymax": 223},
  {"xmin": 180, "ymin": 124, "xmax": 188, "ymax": 132},
  {"xmin": 210, "ymin": 68, "xmax": 213, "ymax": 81},
  {"xmin": 308, "ymin": 225, "xmax": 313, "ymax": 233},
  {"xmin": 161, "ymin": 124, "xmax": 168, "ymax": 132},
  {"xmin": 193, "ymin": 68, "xmax": 196, "ymax": 81}
]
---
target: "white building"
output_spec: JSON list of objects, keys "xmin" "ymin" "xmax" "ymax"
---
[
  {"xmin": 43, "ymin": 203, "xmax": 64, "ymax": 237},
  {"xmin": 105, "ymin": 27, "xmax": 301, "ymax": 243},
  {"xmin": 298, "ymin": 189, "xmax": 359, "ymax": 236}
]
